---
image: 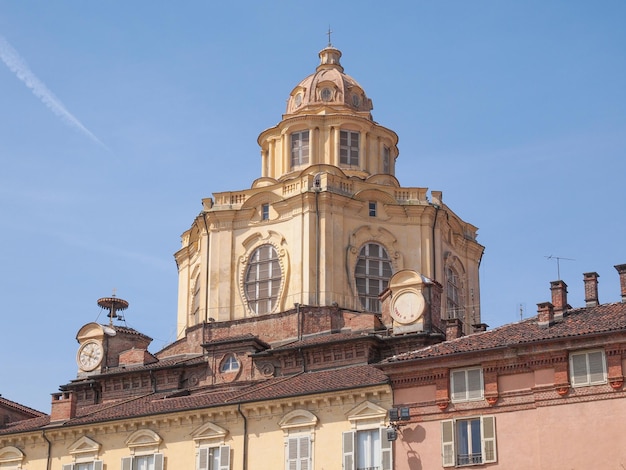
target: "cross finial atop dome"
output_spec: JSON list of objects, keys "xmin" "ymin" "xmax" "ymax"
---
[{"xmin": 327, "ymin": 26, "xmax": 333, "ymax": 47}]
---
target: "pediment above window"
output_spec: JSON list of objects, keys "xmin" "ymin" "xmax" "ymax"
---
[
  {"xmin": 0, "ymin": 446, "xmax": 24, "ymax": 465},
  {"xmin": 192, "ymin": 422, "xmax": 229, "ymax": 446},
  {"xmin": 346, "ymin": 400, "xmax": 388, "ymax": 429},
  {"xmin": 68, "ymin": 436, "xmax": 101, "ymax": 457},
  {"xmin": 125, "ymin": 429, "xmax": 162, "ymax": 454},
  {"xmin": 278, "ymin": 409, "xmax": 318, "ymax": 431}
]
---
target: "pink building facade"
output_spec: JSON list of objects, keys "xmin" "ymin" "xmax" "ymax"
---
[{"xmin": 382, "ymin": 264, "xmax": 626, "ymax": 469}]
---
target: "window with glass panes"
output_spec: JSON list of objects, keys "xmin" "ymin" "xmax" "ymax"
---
[
  {"xmin": 291, "ymin": 131, "xmax": 310, "ymax": 167},
  {"xmin": 340, "ymin": 131, "xmax": 359, "ymax": 166},
  {"xmin": 446, "ymin": 266, "xmax": 463, "ymax": 319},
  {"xmin": 441, "ymin": 416, "xmax": 497, "ymax": 467},
  {"xmin": 244, "ymin": 245, "xmax": 282, "ymax": 314},
  {"xmin": 355, "ymin": 243, "xmax": 392, "ymax": 313}
]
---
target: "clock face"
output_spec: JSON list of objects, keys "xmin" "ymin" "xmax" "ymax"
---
[
  {"xmin": 391, "ymin": 291, "xmax": 425, "ymax": 325},
  {"xmin": 77, "ymin": 340, "xmax": 104, "ymax": 371}
]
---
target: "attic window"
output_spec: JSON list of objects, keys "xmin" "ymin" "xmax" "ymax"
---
[
  {"xmin": 221, "ymin": 354, "xmax": 239, "ymax": 373},
  {"xmin": 262, "ymin": 203, "xmax": 270, "ymax": 221}
]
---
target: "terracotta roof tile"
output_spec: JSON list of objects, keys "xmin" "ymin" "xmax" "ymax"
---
[
  {"xmin": 0, "ymin": 366, "xmax": 388, "ymax": 434},
  {"xmin": 385, "ymin": 302, "xmax": 626, "ymax": 363}
]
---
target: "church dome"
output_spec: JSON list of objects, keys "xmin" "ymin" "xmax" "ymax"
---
[{"xmin": 285, "ymin": 46, "xmax": 373, "ymax": 118}]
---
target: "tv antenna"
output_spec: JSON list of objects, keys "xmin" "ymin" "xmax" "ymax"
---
[
  {"xmin": 545, "ymin": 255, "xmax": 575, "ymax": 280},
  {"xmin": 98, "ymin": 291, "xmax": 129, "ymax": 326}
]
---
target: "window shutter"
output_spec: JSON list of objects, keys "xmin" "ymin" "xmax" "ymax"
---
[
  {"xmin": 571, "ymin": 353, "xmax": 589, "ymax": 385},
  {"xmin": 380, "ymin": 427, "xmax": 392, "ymax": 470},
  {"xmin": 219, "ymin": 445, "xmax": 231, "ymax": 470},
  {"xmin": 94, "ymin": 461, "xmax": 103, "ymax": 470},
  {"xmin": 299, "ymin": 436, "xmax": 311, "ymax": 470},
  {"xmin": 199, "ymin": 447, "xmax": 209, "ymax": 470},
  {"xmin": 154, "ymin": 453, "xmax": 164, "ymax": 470},
  {"xmin": 342, "ymin": 430, "xmax": 355, "ymax": 470},
  {"xmin": 467, "ymin": 368, "xmax": 483, "ymax": 399},
  {"xmin": 62, "ymin": 465, "xmax": 74, "ymax": 470},
  {"xmin": 481, "ymin": 416, "xmax": 497, "ymax": 463},
  {"xmin": 121, "ymin": 457, "xmax": 133, "ymax": 470},
  {"xmin": 441, "ymin": 420, "xmax": 455, "ymax": 467},
  {"xmin": 451, "ymin": 370, "xmax": 466, "ymax": 401},
  {"xmin": 588, "ymin": 351, "xmax": 606, "ymax": 384},
  {"xmin": 287, "ymin": 437, "xmax": 298, "ymax": 470}
]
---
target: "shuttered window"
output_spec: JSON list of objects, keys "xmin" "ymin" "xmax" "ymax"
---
[
  {"xmin": 198, "ymin": 445, "xmax": 230, "ymax": 470},
  {"xmin": 121, "ymin": 454, "xmax": 163, "ymax": 470},
  {"xmin": 570, "ymin": 350, "xmax": 607, "ymax": 386},
  {"xmin": 441, "ymin": 416, "xmax": 497, "ymax": 467},
  {"xmin": 286, "ymin": 435, "xmax": 311, "ymax": 470},
  {"xmin": 451, "ymin": 367, "xmax": 484, "ymax": 402},
  {"xmin": 342, "ymin": 428, "xmax": 392, "ymax": 470}
]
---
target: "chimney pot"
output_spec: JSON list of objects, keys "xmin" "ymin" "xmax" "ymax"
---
[
  {"xmin": 445, "ymin": 318, "xmax": 463, "ymax": 340},
  {"xmin": 583, "ymin": 272, "xmax": 600, "ymax": 307},
  {"xmin": 615, "ymin": 264, "xmax": 626, "ymax": 302},
  {"xmin": 550, "ymin": 280, "xmax": 569, "ymax": 320},
  {"xmin": 537, "ymin": 302, "xmax": 554, "ymax": 328},
  {"xmin": 50, "ymin": 391, "xmax": 77, "ymax": 422}
]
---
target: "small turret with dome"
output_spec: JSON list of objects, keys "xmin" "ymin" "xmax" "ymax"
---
[{"xmin": 257, "ymin": 42, "xmax": 398, "ymax": 181}]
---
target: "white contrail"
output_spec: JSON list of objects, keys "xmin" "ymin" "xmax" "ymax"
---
[{"xmin": 0, "ymin": 35, "xmax": 108, "ymax": 149}]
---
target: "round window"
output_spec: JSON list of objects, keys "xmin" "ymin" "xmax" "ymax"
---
[{"xmin": 320, "ymin": 87, "xmax": 332, "ymax": 102}]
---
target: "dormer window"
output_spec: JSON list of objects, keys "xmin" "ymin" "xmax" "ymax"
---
[
  {"xmin": 340, "ymin": 131, "xmax": 359, "ymax": 166},
  {"xmin": 320, "ymin": 87, "xmax": 333, "ymax": 102},
  {"xmin": 262, "ymin": 203, "xmax": 270, "ymax": 221},
  {"xmin": 221, "ymin": 354, "xmax": 239, "ymax": 373},
  {"xmin": 291, "ymin": 131, "xmax": 309, "ymax": 167},
  {"xmin": 369, "ymin": 201, "xmax": 377, "ymax": 217}
]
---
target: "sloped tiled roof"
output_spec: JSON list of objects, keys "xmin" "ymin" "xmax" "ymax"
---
[
  {"xmin": 270, "ymin": 332, "xmax": 380, "ymax": 351},
  {"xmin": 0, "ymin": 396, "xmax": 46, "ymax": 417},
  {"xmin": 0, "ymin": 365, "xmax": 388, "ymax": 434},
  {"xmin": 384, "ymin": 302, "xmax": 626, "ymax": 363}
]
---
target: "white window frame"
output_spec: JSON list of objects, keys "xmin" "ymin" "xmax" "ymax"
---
[
  {"xmin": 291, "ymin": 130, "xmax": 310, "ymax": 167},
  {"xmin": 441, "ymin": 416, "xmax": 497, "ymax": 467},
  {"xmin": 340, "ymin": 130, "xmax": 360, "ymax": 166},
  {"xmin": 220, "ymin": 354, "xmax": 239, "ymax": 373},
  {"xmin": 198, "ymin": 445, "xmax": 230, "ymax": 470},
  {"xmin": 121, "ymin": 454, "xmax": 164, "ymax": 470},
  {"xmin": 342, "ymin": 427, "xmax": 392, "ymax": 470},
  {"xmin": 62, "ymin": 463, "xmax": 103, "ymax": 470},
  {"xmin": 261, "ymin": 203, "xmax": 270, "ymax": 221},
  {"xmin": 244, "ymin": 244, "xmax": 282, "ymax": 314},
  {"xmin": 355, "ymin": 243, "xmax": 393, "ymax": 313},
  {"xmin": 368, "ymin": 201, "xmax": 377, "ymax": 217},
  {"xmin": 446, "ymin": 266, "xmax": 463, "ymax": 320},
  {"xmin": 450, "ymin": 367, "xmax": 484, "ymax": 402},
  {"xmin": 570, "ymin": 349, "xmax": 607, "ymax": 387},
  {"xmin": 285, "ymin": 433, "xmax": 311, "ymax": 470}
]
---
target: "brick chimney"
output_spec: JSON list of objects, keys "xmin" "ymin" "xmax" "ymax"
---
[
  {"xmin": 583, "ymin": 272, "xmax": 600, "ymax": 307},
  {"xmin": 445, "ymin": 318, "xmax": 463, "ymax": 340},
  {"xmin": 550, "ymin": 280, "xmax": 568, "ymax": 321},
  {"xmin": 615, "ymin": 264, "xmax": 626, "ymax": 302},
  {"xmin": 537, "ymin": 302, "xmax": 554, "ymax": 328},
  {"xmin": 50, "ymin": 391, "xmax": 76, "ymax": 422}
]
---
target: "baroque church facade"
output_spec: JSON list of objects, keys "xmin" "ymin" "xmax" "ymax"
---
[
  {"xmin": 0, "ymin": 43, "xmax": 484, "ymax": 470},
  {"xmin": 7, "ymin": 42, "xmax": 626, "ymax": 470}
]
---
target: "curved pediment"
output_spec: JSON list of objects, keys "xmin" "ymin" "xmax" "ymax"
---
[
  {"xmin": 278, "ymin": 409, "xmax": 318, "ymax": 430},
  {"xmin": 0, "ymin": 446, "xmax": 24, "ymax": 465}
]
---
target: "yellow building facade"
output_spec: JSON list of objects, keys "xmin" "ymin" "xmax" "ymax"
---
[{"xmin": 0, "ymin": 44, "xmax": 484, "ymax": 470}]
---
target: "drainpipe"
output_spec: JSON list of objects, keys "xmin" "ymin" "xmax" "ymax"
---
[
  {"xmin": 237, "ymin": 404, "xmax": 248, "ymax": 470},
  {"xmin": 42, "ymin": 430, "xmax": 51, "ymax": 470},
  {"xmin": 314, "ymin": 179, "xmax": 321, "ymax": 306}
]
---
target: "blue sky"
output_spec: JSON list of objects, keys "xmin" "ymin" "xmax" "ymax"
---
[{"xmin": 1, "ymin": 1, "xmax": 624, "ymax": 412}]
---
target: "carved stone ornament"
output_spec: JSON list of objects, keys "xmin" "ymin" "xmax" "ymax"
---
[
  {"xmin": 609, "ymin": 378, "xmax": 624, "ymax": 390},
  {"xmin": 437, "ymin": 400, "xmax": 449, "ymax": 411}
]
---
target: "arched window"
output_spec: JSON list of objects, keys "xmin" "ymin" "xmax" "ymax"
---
[
  {"xmin": 291, "ymin": 131, "xmax": 309, "ymax": 167},
  {"xmin": 355, "ymin": 243, "xmax": 392, "ymax": 313},
  {"xmin": 244, "ymin": 244, "xmax": 282, "ymax": 314},
  {"xmin": 446, "ymin": 265, "xmax": 463, "ymax": 319}
]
